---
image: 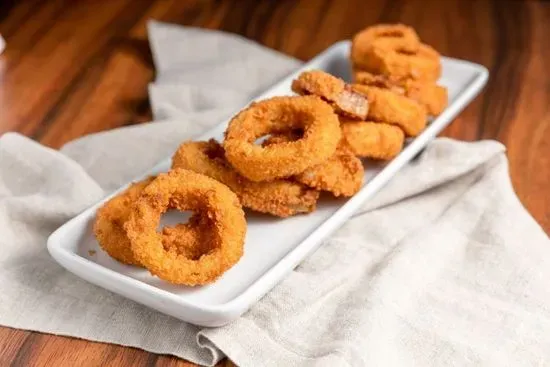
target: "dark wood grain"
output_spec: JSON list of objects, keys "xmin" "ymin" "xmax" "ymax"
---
[{"xmin": 0, "ymin": 0, "xmax": 549, "ymax": 366}]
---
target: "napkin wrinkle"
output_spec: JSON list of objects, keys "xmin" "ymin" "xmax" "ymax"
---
[
  {"xmin": 147, "ymin": 20, "xmax": 299, "ymax": 77},
  {"xmin": 148, "ymin": 83, "xmax": 245, "ymax": 121},
  {"xmin": 357, "ymin": 138, "xmax": 505, "ymax": 214}
]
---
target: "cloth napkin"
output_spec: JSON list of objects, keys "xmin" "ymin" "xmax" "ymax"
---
[{"xmin": 1, "ymin": 20, "xmax": 549, "ymax": 367}]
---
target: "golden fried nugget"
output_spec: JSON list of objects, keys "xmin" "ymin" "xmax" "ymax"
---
[
  {"xmin": 352, "ymin": 84, "xmax": 427, "ymax": 136},
  {"xmin": 340, "ymin": 117, "xmax": 405, "ymax": 160},
  {"xmin": 291, "ymin": 70, "xmax": 369, "ymax": 119}
]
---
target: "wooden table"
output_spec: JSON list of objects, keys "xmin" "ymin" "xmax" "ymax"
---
[{"xmin": 1, "ymin": 0, "xmax": 548, "ymax": 365}]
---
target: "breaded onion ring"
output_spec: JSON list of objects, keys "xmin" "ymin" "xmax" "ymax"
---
[
  {"xmin": 171, "ymin": 140, "xmax": 320, "ymax": 217},
  {"xmin": 263, "ymin": 133, "xmax": 364, "ymax": 197},
  {"xmin": 291, "ymin": 70, "xmax": 369, "ymax": 119},
  {"xmin": 365, "ymin": 43, "xmax": 442, "ymax": 82},
  {"xmin": 223, "ymin": 96, "xmax": 341, "ymax": 182},
  {"xmin": 125, "ymin": 169, "xmax": 246, "ymax": 285},
  {"xmin": 352, "ymin": 84, "xmax": 427, "ymax": 137},
  {"xmin": 353, "ymin": 71, "xmax": 448, "ymax": 116},
  {"xmin": 340, "ymin": 117, "xmax": 405, "ymax": 160},
  {"xmin": 351, "ymin": 24, "xmax": 420, "ymax": 71},
  {"xmin": 93, "ymin": 178, "xmax": 209, "ymax": 266}
]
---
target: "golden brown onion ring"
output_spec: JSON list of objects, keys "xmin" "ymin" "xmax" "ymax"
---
[
  {"xmin": 224, "ymin": 96, "xmax": 341, "ymax": 182},
  {"xmin": 351, "ymin": 24, "xmax": 420, "ymax": 71},
  {"xmin": 93, "ymin": 178, "xmax": 209, "ymax": 266},
  {"xmin": 125, "ymin": 169, "xmax": 246, "ymax": 286}
]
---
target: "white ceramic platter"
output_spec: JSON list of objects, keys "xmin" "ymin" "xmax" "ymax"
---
[{"xmin": 47, "ymin": 41, "xmax": 489, "ymax": 327}]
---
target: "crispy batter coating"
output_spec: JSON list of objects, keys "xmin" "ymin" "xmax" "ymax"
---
[
  {"xmin": 161, "ymin": 219, "xmax": 213, "ymax": 261},
  {"xmin": 125, "ymin": 169, "xmax": 246, "ymax": 286},
  {"xmin": 340, "ymin": 117, "xmax": 405, "ymax": 160},
  {"xmin": 291, "ymin": 70, "xmax": 369, "ymax": 119},
  {"xmin": 93, "ymin": 178, "xmax": 208, "ymax": 266},
  {"xmin": 224, "ymin": 96, "xmax": 341, "ymax": 182},
  {"xmin": 352, "ymin": 84, "xmax": 427, "ymax": 137},
  {"xmin": 365, "ymin": 43, "xmax": 442, "ymax": 82},
  {"xmin": 264, "ymin": 133, "xmax": 364, "ymax": 197},
  {"xmin": 351, "ymin": 24, "xmax": 420, "ymax": 71},
  {"xmin": 353, "ymin": 71, "xmax": 448, "ymax": 116},
  {"xmin": 172, "ymin": 140, "xmax": 320, "ymax": 217}
]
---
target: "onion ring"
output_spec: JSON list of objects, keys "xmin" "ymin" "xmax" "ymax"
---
[
  {"xmin": 291, "ymin": 70, "xmax": 369, "ymax": 119},
  {"xmin": 125, "ymin": 169, "xmax": 246, "ymax": 285},
  {"xmin": 172, "ymin": 140, "xmax": 320, "ymax": 217},
  {"xmin": 352, "ymin": 84, "xmax": 427, "ymax": 137},
  {"xmin": 223, "ymin": 96, "xmax": 341, "ymax": 182},
  {"xmin": 351, "ymin": 24, "xmax": 420, "ymax": 71},
  {"xmin": 340, "ymin": 117, "xmax": 405, "ymax": 160},
  {"xmin": 93, "ymin": 178, "xmax": 209, "ymax": 266},
  {"xmin": 263, "ymin": 133, "xmax": 364, "ymax": 197},
  {"xmin": 353, "ymin": 71, "xmax": 448, "ymax": 116}
]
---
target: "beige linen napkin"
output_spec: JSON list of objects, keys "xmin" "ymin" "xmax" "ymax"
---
[{"xmin": 1, "ymin": 21, "xmax": 549, "ymax": 367}]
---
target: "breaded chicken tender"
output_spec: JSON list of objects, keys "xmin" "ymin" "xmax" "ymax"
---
[{"xmin": 339, "ymin": 117, "xmax": 405, "ymax": 160}]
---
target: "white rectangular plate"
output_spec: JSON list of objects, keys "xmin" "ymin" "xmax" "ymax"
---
[{"xmin": 47, "ymin": 41, "xmax": 488, "ymax": 327}]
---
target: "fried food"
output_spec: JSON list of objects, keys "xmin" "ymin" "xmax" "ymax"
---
[
  {"xmin": 172, "ymin": 140, "xmax": 320, "ymax": 217},
  {"xmin": 352, "ymin": 84, "xmax": 427, "ymax": 137},
  {"xmin": 351, "ymin": 24, "xmax": 420, "ymax": 71},
  {"xmin": 224, "ymin": 96, "xmax": 341, "ymax": 182},
  {"xmin": 340, "ymin": 117, "xmax": 405, "ymax": 160},
  {"xmin": 93, "ymin": 178, "xmax": 209, "ymax": 266},
  {"xmin": 263, "ymin": 133, "xmax": 363, "ymax": 197},
  {"xmin": 364, "ymin": 43, "xmax": 441, "ymax": 82},
  {"xmin": 291, "ymin": 70, "xmax": 369, "ymax": 119},
  {"xmin": 125, "ymin": 169, "xmax": 246, "ymax": 286},
  {"xmin": 353, "ymin": 71, "xmax": 448, "ymax": 116}
]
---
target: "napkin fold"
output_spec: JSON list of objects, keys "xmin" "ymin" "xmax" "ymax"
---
[{"xmin": 0, "ymin": 21, "xmax": 548, "ymax": 367}]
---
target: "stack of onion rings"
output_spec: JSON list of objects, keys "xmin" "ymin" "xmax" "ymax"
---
[{"xmin": 93, "ymin": 23, "xmax": 449, "ymax": 288}]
